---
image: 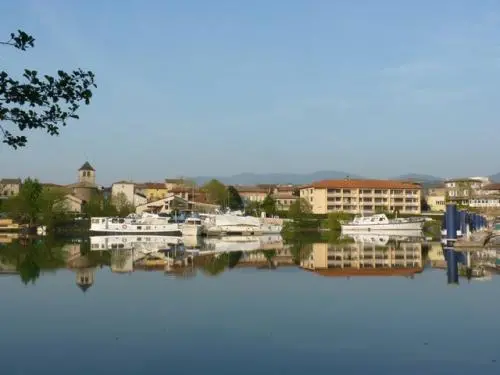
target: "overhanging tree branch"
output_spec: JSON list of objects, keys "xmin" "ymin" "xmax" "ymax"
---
[{"xmin": 1, "ymin": 30, "xmax": 96, "ymax": 148}]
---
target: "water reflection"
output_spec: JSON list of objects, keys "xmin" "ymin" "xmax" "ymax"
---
[
  {"xmin": 2, "ymin": 232, "xmax": 500, "ymax": 289},
  {"xmin": 300, "ymin": 233, "xmax": 424, "ymax": 277}
]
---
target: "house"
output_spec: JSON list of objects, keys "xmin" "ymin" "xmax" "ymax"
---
[
  {"xmin": 135, "ymin": 194, "xmax": 219, "ymax": 214},
  {"xmin": 273, "ymin": 192, "xmax": 298, "ymax": 211},
  {"xmin": 135, "ymin": 182, "xmax": 169, "ymax": 201},
  {"xmin": 63, "ymin": 194, "xmax": 84, "ymax": 213},
  {"xmin": 444, "ymin": 177, "xmax": 487, "ymax": 205},
  {"xmin": 468, "ymin": 183, "xmax": 500, "ymax": 208},
  {"xmin": 165, "ymin": 178, "xmax": 191, "ymax": 191},
  {"xmin": 111, "ymin": 181, "xmax": 136, "ymax": 205},
  {"xmin": 0, "ymin": 178, "xmax": 22, "ymax": 197},
  {"xmin": 425, "ymin": 186, "xmax": 446, "ymax": 212},
  {"xmin": 271, "ymin": 185, "xmax": 298, "ymax": 211},
  {"xmin": 300, "ymin": 179, "xmax": 422, "ymax": 215},
  {"xmin": 236, "ymin": 186, "xmax": 271, "ymax": 203}
]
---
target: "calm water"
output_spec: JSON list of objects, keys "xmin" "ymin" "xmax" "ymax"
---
[{"xmin": 1, "ymin": 233, "xmax": 499, "ymax": 375}]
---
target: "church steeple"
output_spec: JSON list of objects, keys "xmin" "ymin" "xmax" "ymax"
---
[{"xmin": 78, "ymin": 161, "xmax": 96, "ymax": 185}]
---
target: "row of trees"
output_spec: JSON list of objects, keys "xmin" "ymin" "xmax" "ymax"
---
[
  {"xmin": 200, "ymin": 179, "xmax": 244, "ymax": 210},
  {"xmin": 2, "ymin": 178, "xmax": 69, "ymax": 229},
  {"xmin": 1, "ymin": 178, "xmax": 135, "ymax": 229}
]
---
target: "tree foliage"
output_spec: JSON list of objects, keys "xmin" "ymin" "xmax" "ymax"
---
[
  {"xmin": 226, "ymin": 185, "xmax": 243, "ymax": 210},
  {"xmin": 3, "ymin": 178, "xmax": 70, "ymax": 228},
  {"xmin": 1, "ymin": 30, "xmax": 96, "ymax": 148},
  {"xmin": 288, "ymin": 198, "xmax": 312, "ymax": 219},
  {"xmin": 202, "ymin": 179, "xmax": 227, "ymax": 206},
  {"xmin": 244, "ymin": 200, "xmax": 261, "ymax": 217},
  {"xmin": 261, "ymin": 194, "xmax": 277, "ymax": 216},
  {"xmin": 4, "ymin": 178, "xmax": 42, "ymax": 225},
  {"xmin": 111, "ymin": 192, "xmax": 135, "ymax": 216}
]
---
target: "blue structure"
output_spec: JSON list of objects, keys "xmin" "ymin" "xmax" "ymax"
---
[
  {"xmin": 444, "ymin": 248, "xmax": 466, "ymax": 284},
  {"xmin": 445, "ymin": 204, "xmax": 457, "ymax": 241}
]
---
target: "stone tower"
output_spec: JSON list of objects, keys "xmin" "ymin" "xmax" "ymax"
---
[
  {"xmin": 75, "ymin": 268, "xmax": 95, "ymax": 293},
  {"xmin": 78, "ymin": 161, "xmax": 96, "ymax": 185}
]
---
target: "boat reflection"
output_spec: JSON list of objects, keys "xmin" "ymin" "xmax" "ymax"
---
[{"xmin": 4, "ymin": 230, "xmax": 500, "ymax": 291}]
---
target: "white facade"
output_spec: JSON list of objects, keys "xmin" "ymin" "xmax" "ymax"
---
[
  {"xmin": 111, "ymin": 182, "xmax": 135, "ymax": 205},
  {"xmin": 469, "ymin": 198, "xmax": 500, "ymax": 208},
  {"xmin": 134, "ymin": 193, "xmax": 147, "ymax": 207}
]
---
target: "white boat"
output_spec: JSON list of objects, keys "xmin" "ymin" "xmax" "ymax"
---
[
  {"xmin": 181, "ymin": 216, "xmax": 203, "ymax": 236},
  {"xmin": 343, "ymin": 231, "xmax": 424, "ymax": 245},
  {"xmin": 201, "ymin": 234, "xmax": 284, "ymax": 253},
  {"xmin": 90, "ymin": 235, "xmax": 183, "ymax": 251},
  {"xmin": 341, "ymin": 214, "xmax": 424, "ymax": 232},
  {"xmin": 200, "ymin": 213, "xmax": 283, "ymax": 236},
  {"xmin": 90, "ymin": 213, "xmax": 182, "ymax": 234}
]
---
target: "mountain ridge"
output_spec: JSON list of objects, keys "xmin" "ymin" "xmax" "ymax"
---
[{"xmin": 188, "ymin": 171, "xmax": 500, "ymax": 185}]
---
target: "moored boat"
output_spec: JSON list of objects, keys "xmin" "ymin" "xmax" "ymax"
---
[
  {"xmin": 90, "ymin": 213, "xmax": 181, "ymax": 234},
  {"xmin": 341, "ymin": 214, "xmax": 424, "ymax": 232},
  {"xmin": 181, "ymin": 216, "xmax": 203, "ymax": 236},
  {"xmin": 200, "ymin": 213, "xmax": 283, "ymax": 236}
]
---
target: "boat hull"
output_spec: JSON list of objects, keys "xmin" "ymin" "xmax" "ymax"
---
[
  {"xmin": 341, "ymin": 222, "xmax": 423, "ymax": 232},
  {"xmin": 90, "ymin": 235, "xmax": 182, "ymax": 250},
  {"xmin": 90, "ymin": 223, "xmax": 181, "ymax": 235},
  {"xmin": 181, "ymin": 224, "xmax": 203, "ymax": 236},
  {"xmin": 204, "ymin": 224, "xmax": 282, "ymax": 236}
]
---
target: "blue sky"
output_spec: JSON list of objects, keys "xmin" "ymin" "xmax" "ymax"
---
[{"xmin": 1, "ymin": 0, "xmax": 499, "ymax": 184}]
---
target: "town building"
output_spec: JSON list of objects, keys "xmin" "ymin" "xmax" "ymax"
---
[
  {"xmin": 135, "ymin": 182, "xmax": 169, "ymax": 201},
  {"xmin": 165, "ymin": 178, "xmax": 191, "ymax": 191},
  {"xmin": 135, "ymin": 193, "xmax": 219, "ymax": 214},
  {"xmin": 468, "ymin": 183, "xmax": 500, "ymax": 208},
  {"xmin": 444, "ymin": 177, "xmax": 490, "ymax": 204},
  {"xmin": 300, "ymin": 179, "xmax": 422, "ymax": 215},
  {"xmin": 236, "ymin": 185, "xmax": 270, "ymax": 203},
  {"xmin": 66, "ymin": 162, "xmax": 98, "ymax": 203},
  {"xmin": 272, "ymin": 185, "xmax": 298, "ymax": 211},
  {"xmin": 425, "ymin": 187, "xmax": 446, "ymax": 212},
  {"xmin": 0, "ymin": 178, "xmax": 21, "ymax": 197}
]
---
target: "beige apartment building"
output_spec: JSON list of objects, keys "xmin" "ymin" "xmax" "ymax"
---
[
  {"xmin": 300, "ymin": 240, "xmax": 423, "ymax": 277},
  {"xmin": 300, "ymin": 179, "xmax": 422, "ymax": 215}
]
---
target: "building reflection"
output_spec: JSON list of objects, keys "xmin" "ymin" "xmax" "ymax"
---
[
  {"xmin": 443, "ymin": 247, "xmax": 494, "ymax": 284},
  {"xmin": 300, "ymin": 234, "xmax": 423, "ymax": 277}
]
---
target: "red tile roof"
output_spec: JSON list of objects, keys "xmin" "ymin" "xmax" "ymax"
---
[
  {"xmin": 311, "ymin": 179, "xmax": 421, "ymax": 190},
  {"xmin": 136, "ymin": 182, "xmax": 166, "ymax": 190},
  {"xmin": 235, "ymin": 186, "xmax": 269, "ymax": 193},
  {"xmin": 483, "ymin": 183, "xmax": 500, "ymax": 191}
]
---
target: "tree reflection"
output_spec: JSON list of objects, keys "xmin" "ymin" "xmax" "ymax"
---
[
  {"xmin": 0, "ymin": 236, "xmax": 67, "ymax": 285},
  {"xmin": 228, "ymin": 251, "xmax": 243, "ymax": 269}
]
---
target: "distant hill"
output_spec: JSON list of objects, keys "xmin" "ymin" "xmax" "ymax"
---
[
  {"xmin": 393, "ymin": 173, "xmax": 443, "ymax": 182},
  {"xmin": 489, "ymin": 173, "xmax": 500, "ymax": 182},
  {"xmin": 192, "ymin": 171, "xmax": 364, "ymax": 186},
  {"xmin": 392, "ymin": 173, "xmax": 444, "ymax": 189}
]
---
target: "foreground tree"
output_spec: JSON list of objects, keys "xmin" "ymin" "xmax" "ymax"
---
[
  {"xmin": 288, "ymin": 198, "xmax": 312, "ymax": 219},
  {"xmin": 3, "ymin": 178, "xmax": 70, "ymax": 228},
  {"xmin": 4, "ymin": 178, "xmax": 43, "ymax": 225},
  {"xmin": 111, "ymin": 192, "xmax": 135, "ymax": 216},
  {"xmin": 261, "ymin": 194, "xmax": 277, "ymax": 216},
  {"xmin": 226, "ymin": 185, "xmax": 243, "ymax": 211},
  {"xmin": 244, "ymin": 200, "xmax": 261, "ymax": 216},
  {"xmin": 202, "ymin": 179, "xmax": 227, "ymax": 206},
  {"xmin": 1, "ymin": 30, "xmax": 96, "ymax": 148}
]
